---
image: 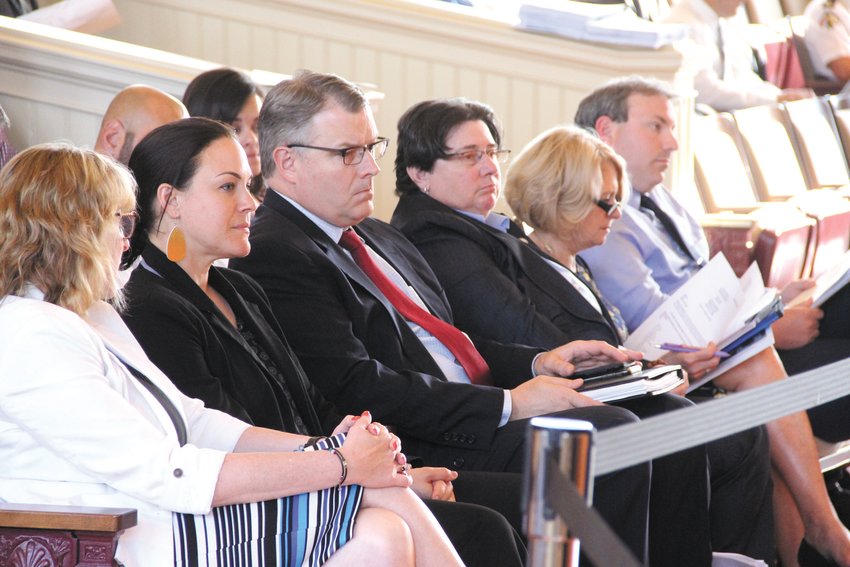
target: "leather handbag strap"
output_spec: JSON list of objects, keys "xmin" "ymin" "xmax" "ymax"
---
[{"xmin": 124, "ymin": 362, "xmax": 188, "ymax": 446}]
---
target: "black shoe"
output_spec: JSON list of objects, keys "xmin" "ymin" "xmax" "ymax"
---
[{"xmin": 799, "ymin": 539, "xmax": 840, "ymax": 567}]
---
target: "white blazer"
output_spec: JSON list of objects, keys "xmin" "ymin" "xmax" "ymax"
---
[{"xmin": 0, "ymin": 288, "xmax": 250, "ymax": 566}]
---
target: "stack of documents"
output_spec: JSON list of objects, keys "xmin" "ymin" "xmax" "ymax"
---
[
  {"xmin": 517, "ymin": 0, "xmax": 689, "ymax": 48},
  {"xmin": 623, "ymin": 254, "xmax": 781, "ymax": 391},
  {"xmin": 577, "ymin": 362, "xmax": 685, "ymax": 403}
]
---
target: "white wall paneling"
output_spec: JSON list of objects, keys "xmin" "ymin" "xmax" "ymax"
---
[{"xmin": 102, "ymin": 0, "xmax": 700, "ymax": 219}]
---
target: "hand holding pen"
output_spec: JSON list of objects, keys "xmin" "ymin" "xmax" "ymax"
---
[{"xmin": 655, "ymin": 342, "xmax": 725, "ymax": 384}]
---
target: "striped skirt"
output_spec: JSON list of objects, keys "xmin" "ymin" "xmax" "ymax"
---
[{"xmin": 173, "ymin": 435, "xmax": 363, "ymax": 567}]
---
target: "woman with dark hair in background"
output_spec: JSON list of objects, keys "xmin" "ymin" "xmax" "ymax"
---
[{"xmin": 183, "ymin": 67, "xmax": 267, "ymax": 201}]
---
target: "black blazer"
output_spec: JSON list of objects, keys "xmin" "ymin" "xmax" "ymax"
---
[
  {"xmin": 0, "ymin": 0, "xmax": 37, "ymax": 17},
  {"xmin": 230, "ymin": 191, "xmax": 543, "ymax": 459},
  {"xmin": 391, "ymin": 191, "xmax": 621, "ymax": 350},
  {"xmin": 122, "ymin": 245, "xmax": 339, "ymax": 435}
]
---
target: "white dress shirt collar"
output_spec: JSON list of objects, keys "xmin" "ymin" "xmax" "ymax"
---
[
  {"xmin": 456, "ymin": 209, "xmax": 511, "ymax": 233},
  {"xmin": 273, "ymin": 190, "xmax": 346, "ymax": 244}
]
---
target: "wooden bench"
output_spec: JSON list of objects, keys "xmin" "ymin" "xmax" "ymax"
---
[{"xmin": 0, "ymin": 503, "xmax": 137, "ymax": 567}]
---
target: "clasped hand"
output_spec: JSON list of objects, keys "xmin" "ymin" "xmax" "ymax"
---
[{"xmin": 337, "ymin": 411, "xmax": 411, "ymax": 489}]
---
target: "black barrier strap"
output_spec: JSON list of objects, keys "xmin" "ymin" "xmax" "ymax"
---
[{"xmin": 545, "ymin": 454, "xmax": 644, "ymax": 567}]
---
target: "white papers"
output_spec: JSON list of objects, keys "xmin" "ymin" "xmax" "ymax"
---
[
  {"xmin": 623, "ymin": 254, "xmax": 776, "ymax": 390},
  {"xmin": 517, "ymin": 0, "xmax": 689, "ymax": 49},
  {"xmin": 788, "ymin": 249, "xmax": 850, "ymax": 308},
  {"xmin": 20, "ymin": 0, "xmax": 121, "ymax": 34}
]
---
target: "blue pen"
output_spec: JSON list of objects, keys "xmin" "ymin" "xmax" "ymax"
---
[{"xmin": 656, "ymin": 343, "xmax": 730, "ymax": 359}]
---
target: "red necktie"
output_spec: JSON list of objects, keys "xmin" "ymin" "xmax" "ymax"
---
[{"xmin": 339, "ymin": 229, "xmax": 492, "ymax": 385}]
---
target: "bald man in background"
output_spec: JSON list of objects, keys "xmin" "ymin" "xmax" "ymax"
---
[
  {"xmin": 100, "ymin": 85, "xmax": 188, "ymax": 285},
  {"xmin": 94, "ymin": 84, "xmax": 187, "ymax": 164}
]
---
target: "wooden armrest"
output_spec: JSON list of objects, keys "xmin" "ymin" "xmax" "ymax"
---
[
  {"xmin": 0, "ymin": 503, "xmax": 137, "ymax": 532},
  {"xmin": 0, "ymin": 503, "xmax": 137, "ymax": 567}
]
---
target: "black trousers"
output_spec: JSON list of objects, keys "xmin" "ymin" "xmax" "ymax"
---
[
  {"xmin": 424, "ymin": 497, "xmax": 525, "ymax": 567},
  {"xmin": 816, "ymin": 283, "xmax": 850, "ymax": 341},
  {"xmin": 780, "ymin": 338, "xmax": 850, "ymax": 442},
  {"xmin": 413, "ymin": 405, "xmax": 651, "ymax": 565},
  {"xmin": 619, "ymin": 394, "xmax": 713, "ymax": 567},
  {"xmin": 706, "ymin": 425, "xmax": 775, "ymax": 563}
]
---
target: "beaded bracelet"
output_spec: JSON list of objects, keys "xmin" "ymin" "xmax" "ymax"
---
[{"xmin": 330, "ymin": 448, "xmax": 348, "ymax": 486}]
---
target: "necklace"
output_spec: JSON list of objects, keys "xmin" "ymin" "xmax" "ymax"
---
[{"xmin": 532, "ymin": 232, "xmax": 577, "ymax": 271}]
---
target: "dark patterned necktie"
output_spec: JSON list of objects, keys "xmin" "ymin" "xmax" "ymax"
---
[
  {"xmin": 639, "ymin": 194, "xmax": 699, "ymax": 263},
  {"xmin": 574, "ymin": 262, "xmax": 630, "ymax": 344}
]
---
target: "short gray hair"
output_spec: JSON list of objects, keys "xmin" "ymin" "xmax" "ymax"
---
[
  {"xmin": 574, "ymin": 76, "xmax": 676, "ymax": 131},
  {"xmin": 259, "ymin": 70, "xmax": 368, "ymax": 178}
]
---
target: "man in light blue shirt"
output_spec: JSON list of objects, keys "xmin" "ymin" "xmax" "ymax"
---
[{"xmin": 575, "ymin": 76, "xmax": 850, "ymax": 567}]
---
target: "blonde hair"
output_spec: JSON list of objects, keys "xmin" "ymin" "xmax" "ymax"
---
[
  {"xmin": 0, "ymin": 143, "xmax": 136, "ymax": 315},
  {"xmin": 504, "ymin": 125, "xmax": 626, "ymax": 233}
]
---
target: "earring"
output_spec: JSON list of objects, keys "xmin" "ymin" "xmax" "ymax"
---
[
  {"xmin": 166, "ymin": 226, "xmax": 186, "ymax": 262},
  {"xmin": 422, "ymin": 186, "xmax": 430, "ymax": 195}
]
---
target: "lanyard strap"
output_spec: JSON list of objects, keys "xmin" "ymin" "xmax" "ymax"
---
[{"xmin": 124, "ymin": 362, "xmax": 188, "ymax": 446}]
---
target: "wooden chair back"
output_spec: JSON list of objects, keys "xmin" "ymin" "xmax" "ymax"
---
[
  {"xmin": 782, "ymin": 97, "xmax": 850, "ymax": 190},
  {"xmin": 692, "ymin": 112, "xmax": 761, "ymax": 213}
]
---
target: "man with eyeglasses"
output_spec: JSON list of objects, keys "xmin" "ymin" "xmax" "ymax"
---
[{"xmin": 231, "ymin": 70, "xmax": 668, "ymax": 564}]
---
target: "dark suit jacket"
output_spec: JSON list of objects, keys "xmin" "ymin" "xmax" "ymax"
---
[
  {"xmin": 229, "ymin": 190, "xmax": 549, "ymax": 463},
  {"xmin": 122, "ymin": 245, "xmax": 339, "ymax": 434},
  {"xmin": 0, "ymin": 0, "xmax": 36, "ymax": 17},
  {"xmin": 391, "ymin": 191, "xmax": 620, "ymax": 351}
]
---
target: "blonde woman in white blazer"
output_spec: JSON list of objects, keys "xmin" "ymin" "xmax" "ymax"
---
[{"xmin": 0, "ymin": 143, "xmax": 463, "ymax": 567}]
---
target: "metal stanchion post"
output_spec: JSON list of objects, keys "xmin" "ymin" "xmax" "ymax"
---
[{"xmin": 524, "ymin": 417, "xmax": 595, "ymax": 567}]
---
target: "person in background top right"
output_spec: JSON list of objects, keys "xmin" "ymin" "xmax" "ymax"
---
[{"xmin": 664, "ymin": 0, "xmax": 811, "ymax": 111}]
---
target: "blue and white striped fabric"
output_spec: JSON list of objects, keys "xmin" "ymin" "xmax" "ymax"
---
[{"xmin": 172, "ymin": 434, "xmax": 363, "ymax": 567}]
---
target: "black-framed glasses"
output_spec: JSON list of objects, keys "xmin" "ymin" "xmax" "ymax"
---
[
  {"xmin": 287, "ymin": 137, "xmax": 390, "ymax": 165},
  {"xmin": 595, "ymin": 197, "xmax": 621, "ymax": 217},
  {"xmin": 116, "ymin": 211, "xmax": 139, "ymax": 238},
  {"xmin": 443, "ymin": 148, "xmax": 511, "ymax": 165}
]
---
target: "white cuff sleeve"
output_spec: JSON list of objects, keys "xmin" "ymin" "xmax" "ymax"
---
[{"xmin": 499, "ymin": 389, "xmax": 513, "ymax": 427}]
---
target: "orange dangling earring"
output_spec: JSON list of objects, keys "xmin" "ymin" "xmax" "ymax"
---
[{"xmin": 166, "ymin": 226, "xmax": 186, "ymax": 262}]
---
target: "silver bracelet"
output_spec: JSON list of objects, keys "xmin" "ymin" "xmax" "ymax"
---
[{"xmin": 330, "ymin": 448, "xmax": 348, "ymax": 486}]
